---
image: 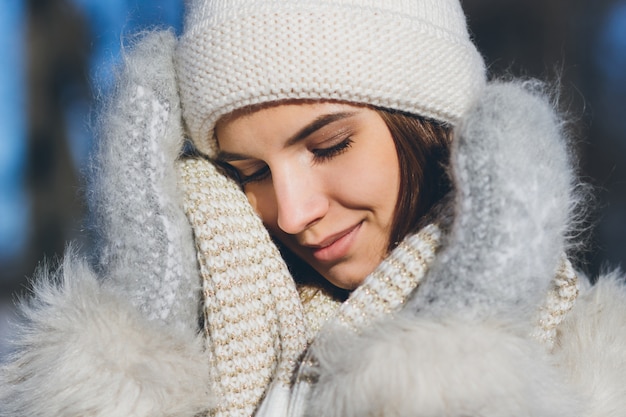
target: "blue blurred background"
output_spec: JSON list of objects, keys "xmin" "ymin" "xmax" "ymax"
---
[{"xmin": 1, "ymin": 0, "xmax": 625, "ymax": 354}]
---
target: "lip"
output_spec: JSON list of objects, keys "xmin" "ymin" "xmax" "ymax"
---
[{"xmin": 307, "ymin": 222, "xmax": 362, "ymax": 263}]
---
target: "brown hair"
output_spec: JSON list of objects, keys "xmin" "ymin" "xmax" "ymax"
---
[{"xmin": 376, "ymin": 108, "xmax": 453, "ymax": 250}]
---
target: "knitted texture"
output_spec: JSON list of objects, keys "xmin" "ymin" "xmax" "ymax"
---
[
  {"xmin": 89, "ymin": 30, "xmax": 201, "ymax": 332},
  {"xmin": 178, "ymin": 155, "xmax": 444, "ymax": 416},
  {"xmin": 178, "ymin": 158, "xmax": 308, "ymax": 417},
  {"xmin": 531, "ymin": 257, "xmax": 580, "ymax": 350},
  {"xmin": 297, "ymin": 286, "xmax": 342, "ymax": 342},
  {"xmin": 176, "ymin": 0, "xmax": 486, "ymax": 156},
  {"xmin": 405, "ymin": 81, "xmax": 577, "ymax": 322},
  {"xmin": 296, "ymin": 224, "xmax": 441, "ymax": 349},
  {"xmin": 329, "ymin": 224, "xmax": 441, "ymax": 333}
]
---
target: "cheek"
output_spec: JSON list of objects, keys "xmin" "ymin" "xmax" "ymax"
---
[
  {"xmin": 335, "ymin": 142, "xmax": 400, "ymax": 216},
  {"xmin": 244, "ymin": 185, "xmax": 279, "ymax": 228}
]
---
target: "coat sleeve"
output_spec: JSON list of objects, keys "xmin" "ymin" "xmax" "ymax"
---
[
  {"xmin": 0, "ymin": 30, "xmax": 212, "ymax": 417},
  {"xmin": 305, "ymin": 315, "xmax": 581, "ymax": 417},
  {"xmin": 554, "ymin": 271, "xmax": 626, "ymax": 417},
  {"xmin": 0, "ymin": 253, "xmax": 211, "ymax": 417}
]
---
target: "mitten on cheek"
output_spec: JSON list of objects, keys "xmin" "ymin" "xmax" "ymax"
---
[
  {"xmin": 89, "ymin": 30, "xmax": 201, "ymax": 332},
  {"xmin": 406, "ymin": 81, "xmax": 577, "ymax": 323}
]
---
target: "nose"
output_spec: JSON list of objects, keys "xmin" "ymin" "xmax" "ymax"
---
[{"xmin": 272, "ymin": 164, "xmax": 328, "ymax": 235}]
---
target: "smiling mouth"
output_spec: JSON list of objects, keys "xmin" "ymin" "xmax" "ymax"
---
[{"xmin": 308, "ymin": 222, "xmax": 362, "ymax": 263}]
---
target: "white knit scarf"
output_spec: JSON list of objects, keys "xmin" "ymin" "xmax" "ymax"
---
[{"xmin": 178, "ymin": 157, "xmax": 578, "ymax": 417}]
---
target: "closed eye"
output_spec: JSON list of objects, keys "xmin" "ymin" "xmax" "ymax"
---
[
  {"xmin": 312, "ymin": 137, "xmax": 353, "ymax": 163},
  {"xmin": 239, "ymin": 164, "xmax": 270, "ymax": 185},
  {"xmin": 217, "ymin": 135, "xmax": 353, "ymax": 186},
  {"xmin": 214, "ymin": 160, "xmax": 270, "ymax": 186}
]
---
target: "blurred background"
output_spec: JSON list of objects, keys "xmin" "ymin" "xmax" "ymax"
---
[{"xmin": 1, "ymin": 0, "xmax": 625, "ymax": 356}]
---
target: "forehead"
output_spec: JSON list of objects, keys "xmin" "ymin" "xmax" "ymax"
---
[{"xmin": 215, "ymin": 100, "xmax": 367, "ymax": 145}]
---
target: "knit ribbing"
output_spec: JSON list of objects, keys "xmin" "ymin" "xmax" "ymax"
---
[
  {"xmin": 296, "ymin": 224, "xmax": 442, "ymax": 341},
  {"xmin": 334, "ymin": 224, "xmax": 441, "ymax": 332},
  {"xmin": 179, "ymin": 158, "xmax": 308, "ymax": 417},
  {"xmin": 532, "ymin": 257, "xmax": 580, "ymax": 350},
  {"xmin": 176, "ymin": 0, "xmax": 485, "ymax": 157}
]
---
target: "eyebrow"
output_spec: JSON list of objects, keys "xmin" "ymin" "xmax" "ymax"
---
[{"xmin": 215, "ymin": 110, "xmax": 357, "ymax": 162}]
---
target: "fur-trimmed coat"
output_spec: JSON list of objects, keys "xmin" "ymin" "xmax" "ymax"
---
[{"xmin": 2, "ymin": 30, "xmax": 626, "ymax": 417}]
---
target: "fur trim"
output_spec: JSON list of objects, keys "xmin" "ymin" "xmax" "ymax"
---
[
  {"xmin": 306, "ymin": 316, "xmax": 581, "ymax": 417},
  {"xmin": 0, "ymin": 252, "xmax": 211, "ymax": 417},
  {"xmin": 555, "ymin": 272, "xmax": 626, "ymax": 416}
]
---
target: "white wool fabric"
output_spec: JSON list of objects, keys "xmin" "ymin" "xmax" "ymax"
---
[
  {"xmin": 176, "ymin": 0, "xmax": 486, "ymax": 156},
  {"xmin": 178, "ymin": 158, "xmax": 308, "ymax": 417}
]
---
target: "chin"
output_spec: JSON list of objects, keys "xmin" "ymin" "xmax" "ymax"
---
[
  {"xmin": 321, "ymin": 264, "xmax": 372, "ymax": 291},
  {"xmin": 332, "ymin": 280, "xmax": 362, "ymax": 291}
]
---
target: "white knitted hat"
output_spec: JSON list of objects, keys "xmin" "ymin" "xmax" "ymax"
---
[{"xmin": 176, "ymin": 0, "xmax": 486, "ymax": 156}]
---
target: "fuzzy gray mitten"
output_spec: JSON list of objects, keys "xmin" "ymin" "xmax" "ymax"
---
[
  {"xmin": 405, "ymin": 81, "xmax": 576, "ymax": 321},
  {"xmin": 90, "ymin": 29, "xmax": 201, "ymax": 331}
]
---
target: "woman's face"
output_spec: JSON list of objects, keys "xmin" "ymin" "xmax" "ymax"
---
[{"xmin": 216, "ymin": 102, "xmax": 400, "ymax": 290}]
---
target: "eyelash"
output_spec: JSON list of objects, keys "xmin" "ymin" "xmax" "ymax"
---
[
  {"xmin": 239, "ymin": 165, "xmax": 270, "ymax": 185},
  {"xmin": 312, "ymin": 137, "xmax": 353, "ymax": 163},
  {"xmin": 233, "ymin": 137, "xmax": 354, "ymax": 186}
]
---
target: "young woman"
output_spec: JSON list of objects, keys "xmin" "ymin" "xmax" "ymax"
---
[{"xmin": 2, "ymin": 0, "xmax": 626, "ymax": 416}]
